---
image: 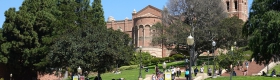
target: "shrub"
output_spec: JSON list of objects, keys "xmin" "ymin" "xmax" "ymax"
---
[
  {"xmin": 143, "ymin": 60, "xmax": 151, "ymax": 66},
  {"xmin": 169, "ymin": 57, "xmax": 175, "ymax": 62},
  {"xmin": 119, "ymin": 65, "xmax": 138, "ymax": 71},
  {"xmin": 130, "ymin": 52, "xmax": 153, "ymax": 65},
  {"xmin": 158, "ymin": 58, "xmax": 165, "ymax": 63},
  {"xmin": 163, "ymin": 57, "xmax": 170, "ymax": 62},
  {"xmin": 151, "ymin": 58, "xmax": 160, "ymax": 65},
  {"xmin": 172, "ymin": 54, "xmax": 185, "ymax": 60}
]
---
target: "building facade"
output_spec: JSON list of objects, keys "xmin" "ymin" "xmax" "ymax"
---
[
  {"xmin": 224, "ymin": 0, "xmax": 248, "ymax": 21},
  {"xmin": 106, "ymin": 0, "xmax": 248, "ymax": 58},
  {"xmin": 106, "ymin": 5, "xmax": 167, "ymax": 58}
]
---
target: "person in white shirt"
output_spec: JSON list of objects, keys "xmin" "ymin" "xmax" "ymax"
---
[
  {"xmin": 171, "ymin": 67, "xmax": 176, "ymax": 80},
  {"xmin": 152, "ymin": 74, "xmax": 156, "ymax": 80},
  {"xmin": 200, "ymin": 66, "xmax": 204, "ymax": 73}
]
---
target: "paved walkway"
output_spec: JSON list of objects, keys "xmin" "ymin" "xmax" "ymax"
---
[
  {"xmin": 175, "ymin": 73, "xmax": 210, "ymax": 80},
  {"xmin": 222, "ymin": 61, "xmax": 265, "ymax": 76}
]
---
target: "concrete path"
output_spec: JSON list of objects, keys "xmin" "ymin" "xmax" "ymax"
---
[
  {"xmin": 176, "ymin": 73, "xmax": 210, "ymax": 80},
  {"xmin": 143, "ymin": 74, "xmax": 153, "ymax": 80}
]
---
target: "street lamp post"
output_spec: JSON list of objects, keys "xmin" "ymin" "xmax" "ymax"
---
[
  {"xmin": 207, "ymin": 50, "xmax": 209, "ymax": 74},
  {"xmin": 230, "ymin": 63, "xmax": 233, "ymax": 80},
  {"xmin": 10, "ymin": 73, "xmax": 12, "ymax": 80},
  {"xmin": 230, "ymin": 41, "xmax": 237, "ymax": 80},
  {"xmin": 138, "ymin": 46, "xmax": 143, "ymax": 80},
  {"xmin": 77, "ymin": 66, "xmax": 82, "ymax": 74},
  {"xmin": 187, "ymin": 34, "xmax": 194, "ymax": 80},
  {"xmin": 212, "ymin": 41, "xmax": 216, "ymax": 78},
  {"xmin": 77, "ymin": 66, "xmax": 82, "ymax": 80},
  {"xmin": 185, "ymin": 57, "xmax": 188, "ymax": 67}
]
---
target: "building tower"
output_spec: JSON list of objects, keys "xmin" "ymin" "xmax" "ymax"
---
[{"xmin": 224, "ymin": 0, "xmax": 248, "ymax": 21}]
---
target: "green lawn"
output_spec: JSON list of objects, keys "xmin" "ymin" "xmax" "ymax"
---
[
  {"xmin": 205, "ymin": 76, "xmax": 280, "ymax": 80},
  {"xmin": 94, "ymin": 59, "xmax": 216, "ymax": 80},
  {"xmin": 100, "ymin": 61, "xmax": 186, "ymax": 80},
  {"xmin": 100, "ymin": 61, "xmax": 213, "ymax": 80}
]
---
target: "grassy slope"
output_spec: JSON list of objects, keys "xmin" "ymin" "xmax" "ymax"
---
[{"xmin": 101, "ymin": 61, "xmax": 185, "ymax": 80}]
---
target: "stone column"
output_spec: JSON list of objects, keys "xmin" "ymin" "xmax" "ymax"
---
[
  {"xmin": 137, "ymin": 26, "xmax": 139, "ymax": 47},
  {"xmin": 143, "ymin": 26, "xmax": 145, "ymax": 47},
  {"xmin": 229, "ymin": 0, "xmax": 234, "ymax": 12}
]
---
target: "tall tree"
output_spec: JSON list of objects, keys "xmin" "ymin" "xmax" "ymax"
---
[
  {"xmin": 152, "ymin": 0, "xmax": 228, "ymax": 65},
  {"xmin": 217, "ymin": 16, "xmax": 246, "ymax": 48},
  {"xmin": 0, "ymin": 28, "xmax": 7, "ymax": 63},
  {"xmin": 47, "ymin": 0, "xmax": 134, "ymax": 79},
  {"xmin": 48, "ymin": 27, "xmax": 134, "ymax": 78},
  {"xmin": 91, "ymin": 0, "xmax": 106, "ymax": 27},
  {"xmin": 53, "ymin": 0, "xmax": 80, "ymax": 35},
  {"xmin": 0, "ymin": 0, "xmax": 59, "ymax": 79},
  {"xmin": 242, "ymin": 0, "xmax": 280, "ymax": 64}
]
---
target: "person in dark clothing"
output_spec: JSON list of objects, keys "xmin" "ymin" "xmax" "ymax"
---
[
  {"xmin": 194, "ymin": 67, "xmax": 199, "ymax": 76},
  {"xmin": 233, "ymin": 70, "xmax": 237, "ymax": 76},
  {"xmin": 271, "ymin": 69, "xmax": 276, "ymax": 77},
  {"xmin": 262, "ymin": 71, "xmax": 267, "ymax": 76},
  {"xmin": 218, "ymin": 68, "xmax": 222, "ymax": 76},
  {"xmin": 94, "ymin": 76, "xmax": 102, "ymax": 80},
  {"xmin": 94, "ymin": 74, "xmax": 102, "ymax": 80},
  {"xmin": 208, "ymin": 68, "xmax": 212, "ymax": 76}
]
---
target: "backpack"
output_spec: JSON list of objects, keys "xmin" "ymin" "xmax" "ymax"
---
[{"xmin": 185, "ymin": 70, "xmax": 189, "ymax": 75}]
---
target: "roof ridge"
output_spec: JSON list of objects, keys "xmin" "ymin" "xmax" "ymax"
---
[{"xmin": 136, "ymin": 5, "xmax": 162, "ymax": 15}]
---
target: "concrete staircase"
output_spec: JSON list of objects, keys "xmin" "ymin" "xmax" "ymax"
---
[
  {"xmin": 252, "ymin": 62, "xmax": 280, "ymax": 76},
  {"xmin": 222, "ymin": 61, "xmax": 266, "ymax": 76}
]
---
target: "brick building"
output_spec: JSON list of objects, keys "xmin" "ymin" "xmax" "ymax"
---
[
  {"xmin": 225, "ymin": 0, "xmax": 248, "ymax": 21},
  {"xmin": 106, "ymin": 5, "xmax": 167, "ymax": 58},
  {"xmin": 0, "ymin": 1, "xmax": 248, "ymax": 79},
  {"xmin": 106, "ymin": 0, "xmax": 248, "ymax": 58}
]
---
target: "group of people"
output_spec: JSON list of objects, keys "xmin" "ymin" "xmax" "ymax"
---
[
  {"xmin": 171, "ymin": 66, "xmax": 181, "ymax": 80},
  {"xmin": 193, "ymin": 66, "xmax": 223, "ymax": 76},
  {"xmin": 234, "ymin": 61, "xmax": 249, "ymax": 76},
  {"xmin": 152, "ymin": 73, "xmax": 163, "ymax": 80},
  {"xmin": 151, "ymin": 65, "xmax": 181, "ymax": 80}
]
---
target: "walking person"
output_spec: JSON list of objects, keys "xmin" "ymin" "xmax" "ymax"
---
[
  {"xmin": 155, "ymin": 65, "xmax": 159, "ymax": 78},
  {"xmin": 208, "ymin": 68, "xmax": 212, "ymax": 76},
  {"xmin": 151, "ymin": 74, "xmax": 156, "ymax": 80},
  {"xmin": 243, "ymin": 69, "xmax": 247, "ymax": 76},
  {"xmin": 185, "ymin": 69, "xmax": 190, "ymax": 80},
  {"xmin": 176, "ymin": 66, "xmax": 181, "ymax": 77},
  {"xmin": 245, "ymin": 61, "xmax": 249, "ymax": 70},
  {"xmin": 200, "ymin": 66, "xmax": 204, "ymax": 73},
  {"xmin": 194, "ymin": 67, "xmax": 199, "ymax": 76},
  {"xmin": 171, "ymin": 66, "xmax": 176, "ymax": 80}
]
